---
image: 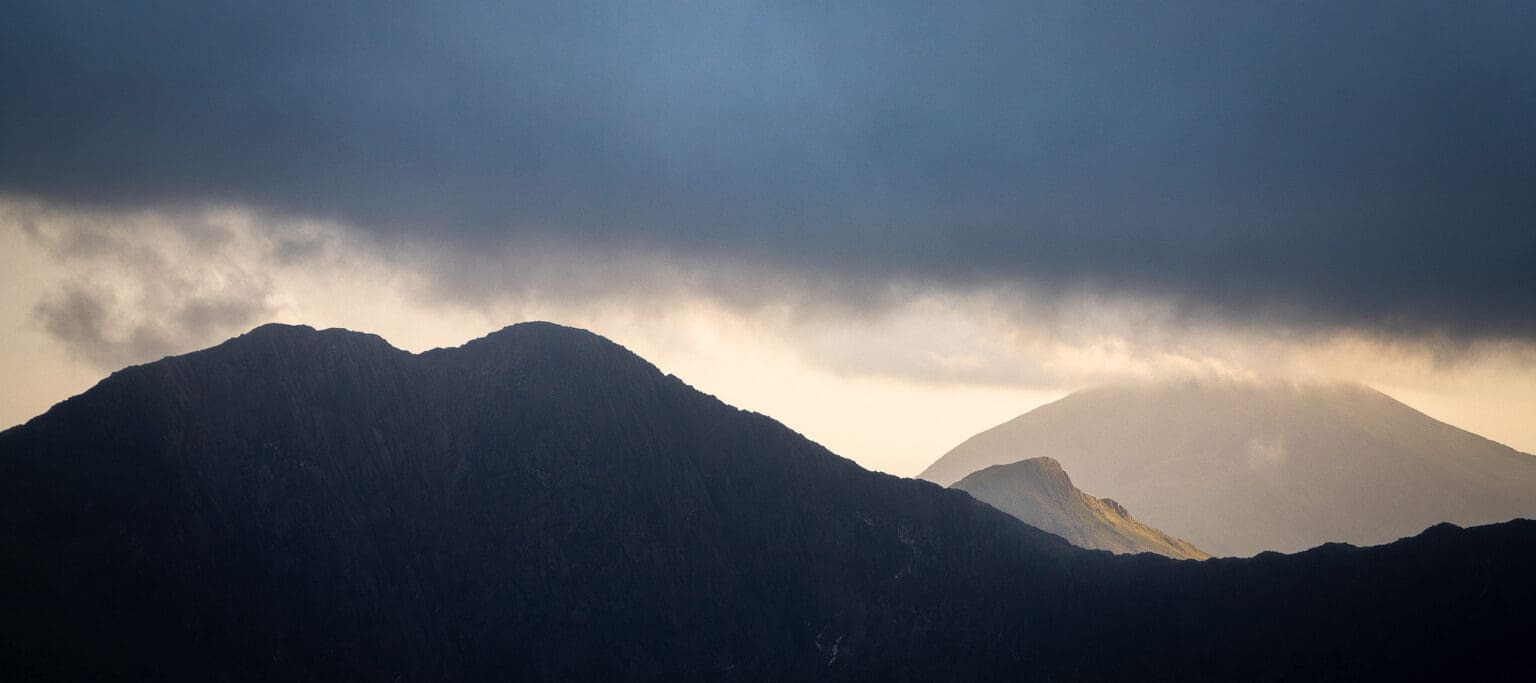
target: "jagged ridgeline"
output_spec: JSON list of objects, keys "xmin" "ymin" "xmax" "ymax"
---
[{"xmin": 2, "ymin": 323, "xmax": 1533, "ymax": 680}]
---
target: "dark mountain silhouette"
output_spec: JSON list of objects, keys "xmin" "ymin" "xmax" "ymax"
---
[
  {"xmin": 921, "ymin": 379, "xmax": 1536, "ymax": 556},
  {"xmin": 2, "ymin": 324, "xmax": 1534, "ymax": 680},
  {"xmin": 954, "ymin": 457, "xmax": 1208, "ymax": 560}
]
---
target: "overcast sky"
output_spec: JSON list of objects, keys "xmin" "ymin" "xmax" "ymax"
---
[{"xmin": 4, "ymin": 2, "xmax": 1535, "ymax": 473}]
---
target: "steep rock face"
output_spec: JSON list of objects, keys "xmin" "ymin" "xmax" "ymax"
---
[
  {"xmin": 1, "ymin": 324, "xmax": 1534, "ymax": 681},
  {"xmin": 954, "ymin": 457, "xmax": 1208, "ymax": 560},
  {"xmin": 921, "ymin": 380, "xmax": 1536, "ymax": 556}
]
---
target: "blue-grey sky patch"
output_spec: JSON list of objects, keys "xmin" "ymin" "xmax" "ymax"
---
[{"xmin": 2, "ymin": 1, "xmax": 1533, "ymax": 339}]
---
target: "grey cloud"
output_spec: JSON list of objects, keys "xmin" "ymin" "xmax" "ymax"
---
[
  {"xmin": 21, "ymin": 211, "xmax": 277, "ymax": 369},
  {"xmin": 34, "ymin": 274, "xmax": 274, "ymax": 370},
  {"xmin": 2, "ymin": 2, "xmax": 1534, "ymax": 340},
  {"xmin": 34, "ymin": 284, "xmax": 180, "ymax": 369},
  {"xmin": 34, "ymin": 285, "xmax": 120, "ymax": 366}
]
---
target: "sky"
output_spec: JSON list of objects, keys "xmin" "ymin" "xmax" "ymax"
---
[{"xmin": 3, "ymin": 2, "xmax": 1535, "ymax": 475}]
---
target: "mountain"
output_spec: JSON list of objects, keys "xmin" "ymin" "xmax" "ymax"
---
[
  {"xmin": 921, "ymin": 379, "xmax": 1536, "ymax": 557},
  {"xmin": 954, "ymin": 457, "xmax": 1208, "ymax": 560},
  {"xmin": 3, "ymin": 324, "xmax": 1534, "ymax": 680}
]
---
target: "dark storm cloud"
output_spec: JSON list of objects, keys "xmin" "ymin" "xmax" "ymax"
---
[{"xmin": 3, "ymin": 1, "xmax": 1534, "ymax": 339}]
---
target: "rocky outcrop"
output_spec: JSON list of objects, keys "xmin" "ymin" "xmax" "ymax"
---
[{"xmin": 955, "ymin": 457, "xmax": 1208, "ymax": 560}]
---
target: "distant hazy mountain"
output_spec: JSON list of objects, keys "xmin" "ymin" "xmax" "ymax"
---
[
  {"xmin": 3, "ymin": 325, "xmax": 1534, "ymax": 680},
  {"xmin": 922, "ymin": 379, "xmax": 1536, "ymax": 556},
  {"xmin": 954, "ymin": 457, "xmax": 1208, "ymax": 560}
]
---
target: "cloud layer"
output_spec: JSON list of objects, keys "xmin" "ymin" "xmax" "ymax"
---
[
  {"xmin": 3, "ymin": 2, "xmax": 1535, "ymax": 340},
  {"xmin": 7, "ymin": 198, "xmax": 1536, "ymax": 471}
]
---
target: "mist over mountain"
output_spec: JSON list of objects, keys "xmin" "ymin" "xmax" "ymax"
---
[
  {"xmin": 2, "ymin": 324, "xmax": 1533, "ymax": 680},
  {"xmin": 922, "ymin": 379, "xmax": 1536, "ymax": 556},
  {"xmin": 954, "ymin": 457, "xmax": 1207, "ymax": 560}
]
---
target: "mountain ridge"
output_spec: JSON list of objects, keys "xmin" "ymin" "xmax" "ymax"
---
[
  {"xmin": 3, "ymin": 323, "xmax": 1534, "ymax": 680},
  {"xmin": 954, "ymin": 457, "xmax": 1209, "ymax": 560},
  {"xmin": 921, "ymin": 378, "xmax": 1536, "ymax": 556}
]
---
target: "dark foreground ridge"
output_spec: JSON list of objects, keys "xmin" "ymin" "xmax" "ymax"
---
[{"xmin": 2, "ymin": 323, "xmax": 1533, "ymax": 681}]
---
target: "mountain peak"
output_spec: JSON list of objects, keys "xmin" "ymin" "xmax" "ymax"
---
[
  {"xmin": 3, "ymin": 324, "xmax": 1534, "ymax": 678},
  {"xmin": 479, "ymin": 320, "xmax": 600, "ymax": 341},
  {"xmin": 456, "ymin": 320, "xmax": 640, "ymax": 357},
  {"xmin": 1073, "ymin": 376, "xmax": 1384, "ymax": 402},
  {"xmin": 220, "ymin": 320, "xmax": 654, "ymax": 374},
  {"xmin": 923, "ymin": 375, "xmax": 1536, "ymax": 556},
  {"xmin": 231, "ymin": 320, "xmax": 621, "ymax": 354},
  {"xmin": 1018, "ymin": 455, "xmax": 1064, "ymax": 471},
  {"xmin": 446, "ymin": 321, "xmax": 665, "ymax": 385},
  {"xmin": 954, "ymin": 457, "xmax": 1208, "ymax": 560},
  {"xmin": 983, "ymin": 456, "xmax": 1072, "ymax": 494},
  {"xmin": 245, "ymin": 321, "xmax": 318, "ymax": 336},
  {"xmin": 227, "ymin": 322, "xmax": 398, "ymax": 353},
  {"xmin": 1100, "ymin": 498, "xmax": 1129, "ymax": 519}
]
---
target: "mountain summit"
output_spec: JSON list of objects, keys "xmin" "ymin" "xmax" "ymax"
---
[
  {"xmin": 2, "ymin": 322, "xmax": 1070, "ymax": 679},
  {"xmin": 954, "ymin": 457, "xmax": 1208, "ymax": 560},
  {"xmin": 921, "ymin": 379, "xmax": 1536, "ymax": 556},
  {"xmin": 3, "ymin": 326, "xmax": 1534, "ymax": 680}
]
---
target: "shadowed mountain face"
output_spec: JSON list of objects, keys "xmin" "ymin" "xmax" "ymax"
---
[
  {"xmin": 922, "ymin": 380, "xmax": 1536, "ymax": 556},
  {"xmin": 954, "ymin": 457, "xmax": 1208, "ymax": 560},
  {"xmin": 2, "ymin": 324, "xmax": 1534, "ymax": 680}
]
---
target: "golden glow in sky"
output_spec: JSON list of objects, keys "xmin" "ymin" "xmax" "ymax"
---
[{"xmin": 4, "ymin": 199, "xmax": 1535, "ymax": 476}]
